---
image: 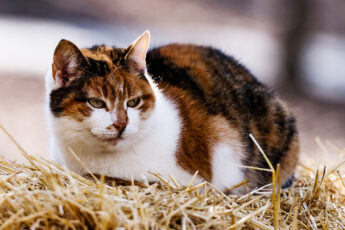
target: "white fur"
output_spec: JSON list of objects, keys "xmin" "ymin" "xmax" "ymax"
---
[
  {"xmin": 212, "ymin": 143, "xmax": 245, "ymax": 191},
  {"xmin": 46, "ymin": 71, "xmax": 245, "ymax": 189}
]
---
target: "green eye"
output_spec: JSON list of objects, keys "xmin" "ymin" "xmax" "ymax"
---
[
  {"xmin": 88, "ymin": 98, "xmax": 106, "ymax": 109},
  {"xmin": 127, "ymin": 97, "xmax": 141, "ymax": 108}
]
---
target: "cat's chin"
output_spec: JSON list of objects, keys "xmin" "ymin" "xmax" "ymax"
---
[{"xmin": 104, "ymin": 137, "xmax": 124, "ymax": 146}]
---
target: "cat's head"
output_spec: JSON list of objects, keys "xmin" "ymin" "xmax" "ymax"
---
[{"xmin": 48, "ymin": 31, "xmax": 155, "ymax": 148}]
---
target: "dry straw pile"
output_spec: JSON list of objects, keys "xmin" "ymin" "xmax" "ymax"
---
[{"xmin": 0, "ymin": 127, "xmax": 344, "ymax": 229}]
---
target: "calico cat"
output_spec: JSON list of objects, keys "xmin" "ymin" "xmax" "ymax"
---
[{"xmin": 46, "ymin": 31, "xmax": 299, "ymax": 192}]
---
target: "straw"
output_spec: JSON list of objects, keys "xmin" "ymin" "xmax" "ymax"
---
[{"xmin": 0, "ymin": 126, "xmax": 344, "ymax": 229}]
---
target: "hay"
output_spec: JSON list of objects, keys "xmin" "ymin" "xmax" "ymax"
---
[{"xmin": 0, "ymin": 127, "xmax": 345, "ymax": 229}]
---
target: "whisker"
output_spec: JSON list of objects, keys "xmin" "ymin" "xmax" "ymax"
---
[{"xmin": 91, "ymin": 128, "xmax": 118, "ymax": 139}]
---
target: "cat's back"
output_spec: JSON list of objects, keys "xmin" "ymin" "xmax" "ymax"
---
[
  {"xmin": 146, "ymin": 44, "xmax": 273, "ymax": 123},
  {"xmin": 147, "ymin": 43, "xmax": 255, "ymax": 93}
]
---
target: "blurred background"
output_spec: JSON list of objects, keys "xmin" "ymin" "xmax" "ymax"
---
[{"xmin": 0, "ymin": 0, "xmax": 344, "ymax": 164}]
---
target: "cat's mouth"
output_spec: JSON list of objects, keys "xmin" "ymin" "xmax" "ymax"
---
[{"xmin": 90, "ymin": 129, "xmax": 124, "ymax": 145}]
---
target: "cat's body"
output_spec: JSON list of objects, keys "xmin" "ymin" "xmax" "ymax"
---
[{"xmin": 46, "ymin": 32, "xmax": 299, "ymax": 192}]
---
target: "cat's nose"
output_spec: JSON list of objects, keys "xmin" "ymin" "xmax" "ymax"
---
[{"xmin": 112, "ymin": 121, "xmax": 126, "ymax": 133}]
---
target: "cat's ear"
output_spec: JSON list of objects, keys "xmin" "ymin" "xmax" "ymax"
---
[
  {"xmin": 125, "ymin": 31, "xmax": 150, "ymax": 72},
  {"xmin": 52, "ymin": 39, "xmax": 88, "ymax": 87}
]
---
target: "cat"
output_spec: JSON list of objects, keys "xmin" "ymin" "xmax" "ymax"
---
[{"xmin": 45, "ymin": 31, "xmax": 299, "ymax": 192}]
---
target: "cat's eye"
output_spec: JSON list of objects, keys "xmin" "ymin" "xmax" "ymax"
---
[
  {"xmin": 88, "ymin": 98, "xmax": 106, "ymax": 109},
  {"xmin": 127, "ymin": 97, "xmax": 141, "ymax": 108}
]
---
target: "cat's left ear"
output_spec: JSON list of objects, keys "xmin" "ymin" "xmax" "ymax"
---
[
  {"xmin": 52, "ymin": 39, "xmax": 89, "ymax": 87},
  {"xmin": 125, "ymin": 31, "xmax": 150, "ymax": 72}
]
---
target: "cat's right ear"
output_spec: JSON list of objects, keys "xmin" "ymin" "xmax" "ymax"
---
[
  {"xmin": 52, "ymin": 39, "xmax": 88, "ymax": 87},
  {"xmin": 124, "ymin": 31, "xmax": 150, "ymax": 72}
]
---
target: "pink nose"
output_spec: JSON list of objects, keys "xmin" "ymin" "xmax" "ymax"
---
[{"xmin": 113, "ymin": 121, "xmax": 126, "ymax": 133}]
